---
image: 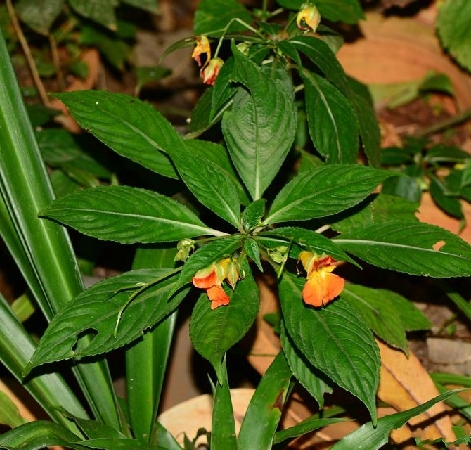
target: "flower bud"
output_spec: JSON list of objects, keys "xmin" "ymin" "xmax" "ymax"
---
[
  {"xmin": 201, "ymin": 57, "xmax": 224, "ymax": 85},
  {"xmin": 297, "ymin": 3, "xmax": 321, "ymax": 32}
]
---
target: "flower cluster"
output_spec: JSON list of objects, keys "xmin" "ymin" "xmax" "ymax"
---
[
  {"xmin": 298, "ymin": 251, "xmax": 344, "ymax": 307},
  {"xmin": 192, "ymin": 35, "xmax": 224, "ymax": 85},
  {"xmin": 192, "ymin": 258, "xmax": 242, "ymax": 309}
]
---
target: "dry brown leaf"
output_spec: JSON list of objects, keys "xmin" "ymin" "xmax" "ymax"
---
[
  {"xmin": 50, "ymin": 48, "xmax": 100, "ymax": 132},
  {"xmin": 378, "ymin": 340, "xmax": 456, "ymax": 443}
]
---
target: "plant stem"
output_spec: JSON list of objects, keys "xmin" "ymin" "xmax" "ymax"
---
[
  {"xmin": 6, "ymin": 0, "xmax": 50, "ymax": 106},
  {"xmin": 416, "ymin": 107, "xmax": 471, "ymax": 137}
]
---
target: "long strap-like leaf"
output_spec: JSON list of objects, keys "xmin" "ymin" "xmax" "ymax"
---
[{"xmin": 0, "ymin": 28, "xmax": 119, "ymax": 428}]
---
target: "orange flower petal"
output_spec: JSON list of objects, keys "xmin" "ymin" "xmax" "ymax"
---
[
  {"xmin": 192, "ymin": 35, "xmax": 211, "ymax": 67},
  {"xmin": 302, "ymin": 270, "xmax": 344, "ymax": 307},
  {"xmin": 201, "ymin": 58, "xmax": 224, "ymax": 85},
  {"xmin": 207, "ymin": 286, "xmax": 230, "ymax": 309},
  {"xmin": 192, "ymin": 267, "xmax": 218, "ymax": 289}
]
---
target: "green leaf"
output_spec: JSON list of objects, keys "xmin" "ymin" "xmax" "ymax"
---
[
  {"xmin": 331, "ymin": 193, "xmax": 418, "ymax": 234},
  {"xmin": 222, "ymin": 46, "xmax": 296, "ymax": 200},
  {"xmin": 238, "ymin": 352, "xmax": 292, "ymax": 450},
  {"xmin": 26, "ymin": 269, "xmax": 188, "ymax": 371},
  {"xmin": 75, "ymin": 438, "xmax": 163, "ymax": 449},
  {"xmin": 461, "ymin": 160, "xmax": 471, "ymax": 189},
  {"xmin": 185, "ymin": 139, "xmax": 249, "ymax": 206},
  {"xmin": 279, "ymin": 273, "xmax": 380, "ymax": 423},
  {"xmin": 274, "ymin": 417, "xmax": 346, "ymax": 445},
  {"xmin": 341, "ymin": 285, "xmax": 410, "ymax": 353},
  {"xmin": 381, "ymin": 174, "xmax": 423, "ymax": 203},
  {"xmin": 36, "ymin": 128, "xmax": 112, "ymax": 180},
  {"xmin": 0, "ymin": 390, "xmax": 27, "ymax": 428},
  {"xmin": 346, "ymin": 76, "xmax": 381, "ymax": 168},
  {"xmin": 244, "ymin": 237, "xmax": 263, "ymax": 272},
  {"xmin": 54, "ymin": 91, "xmax": 179, "ymax": 179},
  {"xmin": 189, "ymin": 262, "xmax": 259, "ymax": 380},
  {"xmin": 69, "ymin": 0, "xmax": 118, "ymax": 30},
  {"xmin": 275, "ymin": 0, "xmax": 364, "ymax": 24},
  {"xmin": 330, "ymin": 389, "xmax": 465, "ymax": 450},
  {"xmin": 170, "ymin": 141, "xmax": 241, "ymax": 228},
  {"xmin": 280, "ymin": 321, "xmax": 333, "ymax": 408},
  {"xmin": 302, "ymin": 69, "xmax": 359, "ymax": 164},
  {"xmin": 265, "ymin": 165, "xmax": 393, "ymax": 224},
  {"xmin": 437, "ymin": 0, "xmax": 471, "ymax": 72},
  {"xmin": 135, "ymin": 66, "xmax": 171, "ymax": 92},
  {"xmin": 194, "ymin": 0, "xmax": 252, "ymax": 36},
  {"xmin": 287, "ymin": 36, "xmax": 349, "ymax": 95},
  {"xmin": 242, "ymin": 199, "xmax": 266, "ymax": 230},
  {"xmin": 0, "ymin": 420, "xmax": 80, "ymax": 449},
  {"xmin": 336, "ymin": 221, "xmax": 471, "ymax": 277},
  {"xmin": 425, "ymin": 144, "xmax": 471, "ymax": 164},
  {"xmin": 429, "ymin": 176, "xmax": 463, "ymax": 219},
  {"xmin": 41, "ymin": 185, "xmax": 220, "ymax": 244},
  {"xmin": 15, "ymin": 0, "xmax": 64, "ymax": 35},
  {"xmin": 261, "ymin": 227, "xmax": 354, "ymax": 264},
  {"xmin": 210, "ymin": 363, "xmax": 237, "ymax": 450}
]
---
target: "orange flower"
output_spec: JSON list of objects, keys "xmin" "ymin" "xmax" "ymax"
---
[
  {"xmin": 297, "ymin": 3, "xmax": 321, "ymax": 32},
  {"xmin": 201, "ymin": 57, "xmax": 224, "ymax": 85},
  {"xmin": 299, "ymin": 251, "xmax": 344, "ymax": 307},
  {"xmin": 192, "ymin": 35, "xmax": 211, "ymax": 67},
  {"xmin": 192, "ymin": 258, "xmax": 234, "ymax": 309}
]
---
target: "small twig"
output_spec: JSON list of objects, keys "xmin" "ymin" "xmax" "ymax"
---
[
  {"xmin": 416, "ymin": 106, "xmax": 471, "ymax": 138},
  {"xmin": 49, "ymin": 33, "xmax": 65, "ymax": 91},
  {"xmin": 6, "ymin": 0, "xmax": 50, "ymax": 106}
]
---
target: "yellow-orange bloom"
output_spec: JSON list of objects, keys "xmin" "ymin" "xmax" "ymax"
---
[
  {"xmin": 297, "ymin": 3, "xmax": 321, "ymax": 32},
  {"xmin": 201, "ymin": 57, "xmax": 224, "ymax": 85},
  {"xmin": 192, "ymin": 258, "xmax": 234, "ymax": 309},
  {"xmin": 192, "ymin": 35, "xmax": 211, "ymax": 67},
  {"xmin": 299, "ymin": 251, "xmax": 344, "ymax": 307}
]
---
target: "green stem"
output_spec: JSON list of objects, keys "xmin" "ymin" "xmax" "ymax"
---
[{"xmin": 416, "ymin": 107, "xmax": 471, "ymax": 138}]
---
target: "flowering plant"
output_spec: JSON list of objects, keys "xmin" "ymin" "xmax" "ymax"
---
[{"xmin": 0, "ymin": 0, "xmax": 471, "ymax": 449}]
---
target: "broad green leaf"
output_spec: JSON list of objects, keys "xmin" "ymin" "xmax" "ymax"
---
[
  {"xmin": 170, "ymin": 141, "xmax": 241, "ymax": 228},
  {"xmin": 36, "ymin": 128, "xmax": 112, "ymax": 180},
  {"xmin": 15, "ymin": 0, "xmax": 64, "ymax": 35},
  {"xmin": 242, "ymin": 199, "xmax": 266, "ymax": 231},
  {"xmin": 185, "ymin": 139, "xmax": 249, "ymax": 205},
  {"xmin": 135, "ymin": 66, "xmax": 171, "ymax": 93},
  {"xmin": 211, "ymin": 364, "xmax": 237, "ymax": 450},
  {"xmin": 176, "ymin": 235, "xmax": 243, "ymax": 290},
  {"xmin": 210, "ymin": 56, "xmax": 237, "ymax": 121},
  {"xmin": 336, "ymin": 221, "xmax": 471, "ymax": 277},
  {"xmin": 381, "ymin": 173, "xmax": 423, "ymax": 203},
  {"xmin": 429, "ymin": 176, "xmax": 463, "ymax": 219},
  {"xmin": 190, "ymin": 262, "xmax": 259, "ymax": 380},
  {"xmin": 287, "ymin": 36, "xmax": 349, "ymax": 95},
  {"xmin": 275, "ymin": 0, "xmax": 364, "ymax": 24},
  {"xmin": 69, "ymin": 0, "xmax": 118, "ymax": 30},
  {"xmin": 280, "ymin": 321, "xmax": 333, "ymax": 408},
  {"xmin": 426, "ymin": 144, "xmax": 471, "ymax": 164},
  {"xmin": 194, "ymin": 0, "xmax": 252, "ymax": 36},
  {"xmin": 152, "ymin": 422, "xmax": 183, "ymax": 450},
  {"xmin": 437, "ymin": 0, "xmax": 471, "ymax": 72},
  {"xmin": 222, "ymin": 46, "xmax": 296, "ymax": 200},
  {"xmin": 238, "ymin": 352, "xmax": 292, "ymax": 450},
  {"xmin": 330, "ymin": 389, "xmax": 465, "ymax": 450},
  {"xmin": 346, "ymin": 76, "xmax": 381, "ymax": 168},
  {"xmin": 381, "ymin": 146, "xmax": 416, "ymax": 166},
  {"xmin": 342, "ymin": 285, "xmax": 410, "ymax": 353},
  {"xmin": 331, "ymin": 194, "xmax": 418, "ymax": 234},
  {"xmin": 265, "ymin": 165, "xmax": 392, "ymax": 224},
  {"xmin": 0, "ymin": 420, "xmax": 80, "ymax": 449},
  {"xmin": 461, "ymin": 160, "xmax": 471, "ymax": 189},
  {"xmin": 261, "ymin": 227, "xmax": 354, "ymax": 265},
  {"xmin": 279, "ymin": 273, "xmax": 380, "ymax": 423},
  {"xmin": 244, "ymin": 237, "xmax": 263, "ymax": 271},
  {"xmin": 41, "ymin": 185, "xmax": 221, "ymax": 243},
  {"xmin": 302, "ymin": 69, "xmax": 359, "ymax": 164},
  {"xmin": 26, "ymin": 269, "xmax": 188, "ymax": 372},
  {"xmin": 54, "ymin": 91, "xmax": 179, "ymax": 179}
]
